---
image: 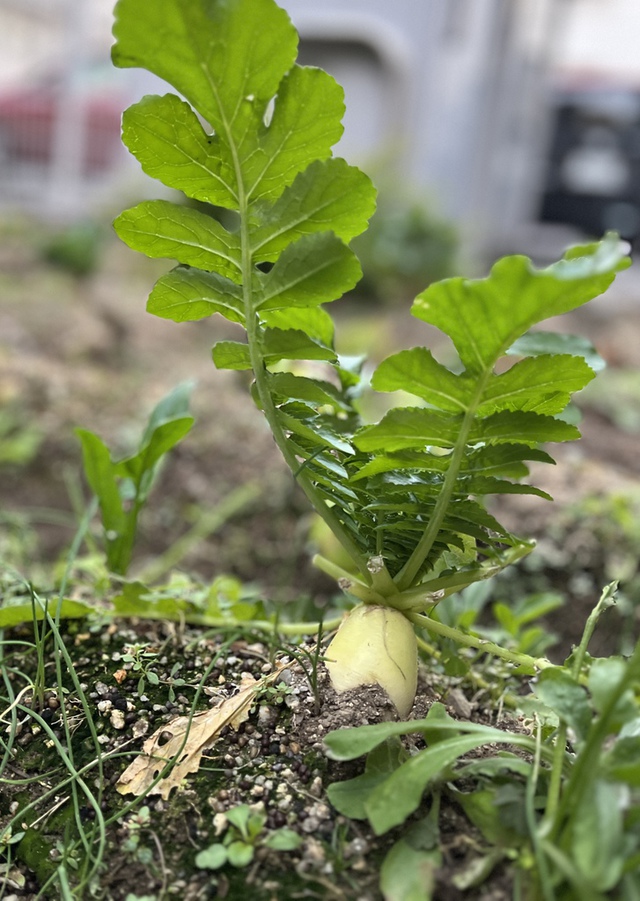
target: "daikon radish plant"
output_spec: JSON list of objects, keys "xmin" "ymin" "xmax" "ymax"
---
[{"xmin": 112, "ymin": 0, "xmax": 629, "ymax": 716}]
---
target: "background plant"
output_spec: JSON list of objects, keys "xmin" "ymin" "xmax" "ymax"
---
[
  {"xmin": 351, "ymin": 193, "xmax": 458, "ymax": 303},
  {"xmin": 77, "ymin": 381, "xmax": 194, "ymax": 576}
]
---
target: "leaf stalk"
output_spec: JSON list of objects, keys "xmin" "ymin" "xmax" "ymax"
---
[
  {"xmin": 394, "ymin": 370, "xmax": 492, "ymax": 591},
  {"xmin": 408, "ymin": 610, "xmax": 554, "ymax": 673}
]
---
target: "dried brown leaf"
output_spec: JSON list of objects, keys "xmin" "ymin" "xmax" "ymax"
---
[{"xmin": 116, "ymin": 669, "xmax": 282, "ymax": 799}]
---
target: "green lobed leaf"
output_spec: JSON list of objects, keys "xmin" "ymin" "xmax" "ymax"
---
[
  {"xmin": 355, "ymin": 409, "xmax": 462, "ymax": 453},
  {"xmin": 507, "ymin": 331, "xmax": 606, "ymax": 372},
  {"xmin": 411, "ymin": 236, "xmax": 630, "ymax": 376},
  {"xmin": 113, "ymin": 0, "xmax": 298, "ymax": 166},
  {"xmin": 114, "ymin": 201, "xmax": 242, "ymax": 281},
  {"xmin": 112, "ymin": 0, "xmax": 629, "ymax": 595},
  {"xmin": 113, "ymin": 0, "xmax": 350, "ymax": 209},
  {"xmin": 261, "ymin": 328, "xmax": 337, "ymax": 364},
  {"xmin": 355, "ymin": 408, "xmax": 579, "ymax": 454},
  {"xmin": 277, "ymin": 407, "xmax": 354, "ymax": 454},
  {"xmin": 466, "ymin": 444, "xmax": 555, "ymax": 475},
  {"xmin": 477, "ymin": 355, "xmax": 596, "ymax": 415},
  {"xmin": 122, "ymin": 94, "xmax": 237, "ymax": 207},
  {"xmin": 371, "ymin": 347, "xmax": 471, "ymax": 411},
  {"xmin": 351, "ymin": 451, "xmax": 450, "ymax": 481},
  {"xmin": 212, "ymin": 341, "xmax": 251, "ymax": 371},
  {"xmin": 242, "ymin": 65, "xmax": 345, "ymax": 204},
  {"xmin": 267, "ymin": 372, "xmax": 347, "ymax": 409},
  {"xmin": 471, "ymin": 411, "xmax": 580, "ymax": 445},
  {"xmin": 351, "ymin": 444, "xmax": 554, "ymax": 482},
  {"xmin": 147, "ymin": 267, "xmax": 244, "ymax": 324},
  {"xmin": 459, "ymin": 477, "xmax": 552, "ymax": 500},
  {"xmin": 306, "ymin": 451, "xmax": 351, "ymax": 483},
  {"xmin": 261, "ymin": 306, "xmax": 335, "ymax": 346},
  {"xmin": 256, "ymin": 232, "xmax": 362, "ymax": 310},
  {"xmin": 252, "ymin": 158, "xmax": 376, "ymax": 260}
]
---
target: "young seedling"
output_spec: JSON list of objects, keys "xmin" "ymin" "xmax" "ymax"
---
[
  {"xmin": 120, "ymin": 643, "xmax": 161, "ymax": 696},
  {"xmin": 77, "ymin": 382, "xmax": 194, "ymax": 576},
  {"xmin": 111, "ymin": 0, "xmax": 630, "ymax": 716},
  {"xmin": 195, "ymin": 804, "xmax": 302, "ymax": 871}
]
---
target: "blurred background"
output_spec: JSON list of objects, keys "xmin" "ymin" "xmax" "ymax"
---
[
  {"xmin": 0, "ymin": 0, "xmax": 639, "ymax": 649},
  {"xmin": 3, "ymin": 0, "xmax": 640, "ymax": 258}
]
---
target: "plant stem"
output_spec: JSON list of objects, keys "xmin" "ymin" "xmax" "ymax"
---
[
  {"xmin": 234, "ymin": 169, "xmax": 371, "ymax": 585},
  {"xmin": 394, "ymin": 369, "xmax": 491, "ymax": 592},
  {"xmin": 415, "ymin": 634, "xmax": 521, "ymax": 710},
  {"xmin": 542, "ymin": 583, "xmax": 618, "ymax": 834},
  {"xmin": 550, "ymin": 638, "xmax": 640, "ymax": 840},
  {"xmin": 541, "ymin": 720, "xmax": 568, "ymax": 831},
  {"xmin": 408, "ymin": 610, "xmax": 553, "ymax": 673},
  {"xmin": 312, "ymin": 554, "xmax": 386, "ymax": 604},
  {"xmin": 118, "ymin": 605, "xmax": 343, "ymax": 636},
  {"xmin": 525, "ymin": 720, "xmax": 556, "ymax": 901},
  {"xmin": 569, "ymin": 581, "xmax": 618, "ymax": 678}
]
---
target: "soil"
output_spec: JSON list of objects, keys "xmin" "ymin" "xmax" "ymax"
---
[
  {"xmin": 1, "ymin": 221, "xmax": 640, "ymax": 899},
  {"xmin": 1, "ymin": 617, "xmax": 530, "ymax": 901}
]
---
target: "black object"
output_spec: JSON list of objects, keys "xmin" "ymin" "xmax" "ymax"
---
[{"xmin": 540, "ymin": 87, "xmax": 640, "ymax": 240}]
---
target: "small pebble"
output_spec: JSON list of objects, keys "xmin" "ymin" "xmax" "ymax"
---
[
  {"xmin": 309, "ymin": 776, "xmax": 323, "ymax": 798},
  {"xmin": 345, "ymin": 838, "xmax": 370, "ymax": 858},
  {"xmin": 110, "ymin": 710, "xmax": 126, "ymax": 730},
  {"xmin": 308, "ymin": 803, "xmax": 330, "ymax": 821},
  {"xmin": 132, "ymin": 720, "xmax": 149, "ymax": 739},
  {"xmin": 213, "ymin": 812, "xmax": 227, "ymax": 835}
]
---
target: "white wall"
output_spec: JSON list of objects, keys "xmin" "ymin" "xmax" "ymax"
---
[
  {"xmin": 556, "ymin": 0, "xmax": 640, "ymax": 84},
  {"xmin": 0, "ymin": 0, "xmax": 114, "ymax": 87}
]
